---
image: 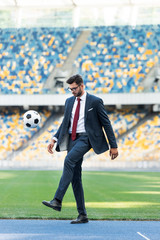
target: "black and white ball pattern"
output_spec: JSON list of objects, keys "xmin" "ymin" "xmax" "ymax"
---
[{"xmin": 23, "ymin": 110, "xmax": 41, "ymax": 128}]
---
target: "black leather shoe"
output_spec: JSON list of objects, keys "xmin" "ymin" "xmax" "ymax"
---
[
  {"xmin": 70, "ymin": 214, "xmax": 89, "ymax": 224},
  {"xmin": 42, "ymin": 199, "xmax": 62, "ymax": 212}
]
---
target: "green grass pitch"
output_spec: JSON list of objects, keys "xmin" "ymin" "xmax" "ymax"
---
[{"xmin": 0, "ymin": 170, "xmax": 160, "ymax": 220}]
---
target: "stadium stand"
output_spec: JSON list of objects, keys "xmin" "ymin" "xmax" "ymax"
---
[
  {"xmin": 0, "ymin": 107, "xmax": 52, "ymax": 161},
  {"xmin": 0, "ymin": 27, "xmax": 80, "ymax": 94},
  {"xmin": 108, "ymin": 108, "xmax": 147, "ymax": 138},
  {"xmin": 75, "ymin": 25, "xmax": 160, "ymax": 93},
  {"xmin": 86, "ymin": 113, "xmax": 160, "ymax": 169},
  {"xmin": 118, "ymin": 113, "xmax": 160, "ymax": 162},
  {"xmin": 0, "ymin": 25, "xmax": 160, "ymax": 94}
]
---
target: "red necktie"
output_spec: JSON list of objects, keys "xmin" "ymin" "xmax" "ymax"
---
[{"xmin": 71, "ymin": 98, "xmax": 81, "ymax": 141}]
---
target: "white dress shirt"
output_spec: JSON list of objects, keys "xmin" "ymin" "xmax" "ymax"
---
[
  {"xmin": 52, "ymin": 91, "xmax": 86, "ymax": 142},
  {"xmin": 69, "ymin": 91, "xmax": 86, "ymax": 134}
]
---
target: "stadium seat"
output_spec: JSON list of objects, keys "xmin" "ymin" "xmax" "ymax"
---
[
  {"xmin": 0, "ymin": 28, "xmax": 80, "ymax": 94},
  {"xmin": 75, "ymin": 25, "xmax": 160, "ymax": 93}
]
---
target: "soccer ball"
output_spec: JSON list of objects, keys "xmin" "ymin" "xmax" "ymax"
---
[{"xmin": 23, "ymin": 110, "xmax": 41, "ymax": 128}]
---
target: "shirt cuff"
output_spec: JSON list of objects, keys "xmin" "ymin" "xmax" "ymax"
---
[{"xmin": 52, "ymin": 137, "xmax": 58, "ymax": 142}]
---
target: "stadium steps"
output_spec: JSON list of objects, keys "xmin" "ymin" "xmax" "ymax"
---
[
  {"xmin": 8, "ymin": 112, "xmax": 62, "ymax": 160},
  {"xmin": 117, "ymin": 112, "xmax": 157, "ymax": 140},
  {"xmin": 142, "ymin": 66, "xmax": 157, "ymax": 91},
  {"xmin": 44, "ymin": 30, "xmax": 91, "ymax": 90}
]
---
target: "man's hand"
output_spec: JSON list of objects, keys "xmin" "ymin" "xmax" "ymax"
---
[
  {"xmin": 47, "ymin": 139, "xmax": 56, "ymax": 154},
  {"xmin": 109, "ymin": 148, "xmax": 118, "ymax": 160}
]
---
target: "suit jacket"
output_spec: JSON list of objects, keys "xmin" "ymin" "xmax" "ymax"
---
[{"xmin": 54, "ymin": 92, "xmax": 118, "ymax": 154}]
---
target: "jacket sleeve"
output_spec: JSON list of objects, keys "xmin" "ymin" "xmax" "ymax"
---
[
  {"xmin": 52, "ymin": 99, "xmax": 68, "ymax": 140},
  {"xmin": 97, "ymin": 98, "xmax": 118, "ymax": 148},
  {"xmin": 53, "ymin": 123, "xmax": 62, "ymax": 140}
]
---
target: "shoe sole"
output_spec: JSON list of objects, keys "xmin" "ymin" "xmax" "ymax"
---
[
  {"xmin": 42, "ymin": 201, "xmax": 61, "ymax": 212},
  {"xmin": 70, "ymin": 219, "xmax": 89, "ymax": 224}
]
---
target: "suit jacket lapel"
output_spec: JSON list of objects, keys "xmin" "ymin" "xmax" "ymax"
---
[
  {"xmin": 85, "ymin": 92, "xmax": 92, "ymax": 123},
  {"xmin": 67, "ymin": 96, "xmax": 75, "ymax": 122}
]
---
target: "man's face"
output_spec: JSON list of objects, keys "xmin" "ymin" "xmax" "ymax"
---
[{"xmin": 68, "ymin": 82, "xmax": 84, "ymax": 97}]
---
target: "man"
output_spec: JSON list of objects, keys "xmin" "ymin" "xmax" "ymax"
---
[{"xmin": 42, "ymin": 74, "xmax": 118, "ymax": 224}]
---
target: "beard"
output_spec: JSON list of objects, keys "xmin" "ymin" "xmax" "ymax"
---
[{"xmin": 74, "ymin": 88, "xmax": 82, "ymax": 97}]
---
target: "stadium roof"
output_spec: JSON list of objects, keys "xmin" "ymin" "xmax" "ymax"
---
[
  {"xmin": 0, "ymin": 0, "xmax": 160, "ymax": 28},
  {"xmin": 1, "ymin": 0, "xmax": 160, "ymax": 8}
]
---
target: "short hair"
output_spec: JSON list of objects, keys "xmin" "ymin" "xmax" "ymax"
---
[{"xmin": 66, "ymin": 74, "xmax": 83, "ymax": 85}]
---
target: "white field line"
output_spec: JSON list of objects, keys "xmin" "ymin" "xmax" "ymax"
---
[{"xmin": 137, "ymin": 232, "xmax": 150, "ymax": 240}]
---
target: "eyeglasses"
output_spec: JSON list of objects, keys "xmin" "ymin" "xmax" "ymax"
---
[{"xmin": 68, "ymin": 85, "xmax": 81, "ymax": 92}]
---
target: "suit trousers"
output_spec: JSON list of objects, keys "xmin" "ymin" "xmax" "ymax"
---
[{"xmin": 54, "ymin": 134, "xmax": 91, "ymax": 215}]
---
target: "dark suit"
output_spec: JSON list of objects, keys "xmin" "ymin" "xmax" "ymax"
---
[
  {"xmin": 53, "ymin": 92, "xmax": 117, "ymax": 215},
  {"xmin": 54, "ymin": 93, "xmax": 117, "ymax": 153}
]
